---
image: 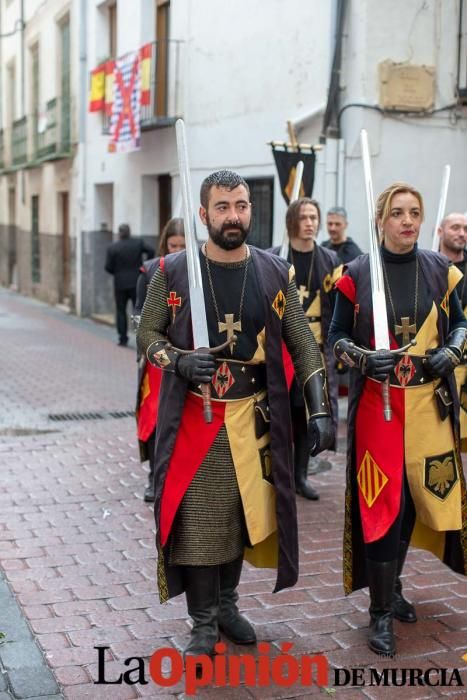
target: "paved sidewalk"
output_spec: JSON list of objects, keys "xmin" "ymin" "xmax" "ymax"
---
[{"xmin": 0, "ymin": 288, "xmax": 466, "ymax": 699}]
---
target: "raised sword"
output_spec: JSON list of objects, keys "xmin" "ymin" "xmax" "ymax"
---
[{"xmin": 431, "ymin": 165, "xmax": 451, "ymax": 252}]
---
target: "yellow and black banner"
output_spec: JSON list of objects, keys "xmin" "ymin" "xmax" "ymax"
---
[{"xmin": 271, "ymin": 145, "xmax": 316, "ymax": 204}]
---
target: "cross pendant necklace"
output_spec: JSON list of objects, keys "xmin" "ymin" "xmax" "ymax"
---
[
  {"xmin": 383, "ymin": 256, "xmax": 419, "ymax": 346},
  {"xmin": 204, "ymin": 244, "xmax": 250, "ymax": 354},
  {"xmin": 290, "ymin": 245, "xmax": 315, "ymax": 308}
]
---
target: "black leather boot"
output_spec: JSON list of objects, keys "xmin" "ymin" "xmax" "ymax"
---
[
  {"xmin": 143, "ymin": 434, "xmax": 155, "ymax": 502},
  {"xmin": 218, "ymin": 556, "xmax": 256, "ymax": 645},
  {"xmin": 394, "ymin": 540, "xmax": 417, "ymax": 623},
  {"xmin": 294, "ymin": 437, "xmax": 319, "ymax": 500},
  {"xmin": 367, "ymin": 559, "xmax": 397, "ymax": 656},
  {"xmin": 183, "ymin": 566, "xmax": 220, "ymax": 659}
]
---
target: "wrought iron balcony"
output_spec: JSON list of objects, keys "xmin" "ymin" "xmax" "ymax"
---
[
  {"xmin": 31, "ymin": 96, "xmax": 72, "ymax": 163},
  {"xmin": 101, "ymin": 39, "xmax": 183, "ymax": 135}
]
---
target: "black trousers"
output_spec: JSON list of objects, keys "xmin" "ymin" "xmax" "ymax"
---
[
  {"xmin": 115, "ymin": 288, "xmax": 136, "ymax": 343},
  {"xmin": 365, "ymin": 472, "xmax": 416, "ymax": 562}
]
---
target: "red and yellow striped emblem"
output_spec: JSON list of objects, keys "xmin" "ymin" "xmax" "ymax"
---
[
  {"xmin": 272, "ymin": 290, "xmax": 286, "ymax": 319},
  {"xmin": 357, "ymin": 450, "xmax": 388, "ymax": 508},
  {"xmin": 440, "ymin": 290, "xmax": 449, "ymax": 316}
]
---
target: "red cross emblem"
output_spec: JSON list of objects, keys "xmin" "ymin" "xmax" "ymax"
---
[{"xmin": 167, "ymin": 291, "xmax": 182, "ymax": 320}]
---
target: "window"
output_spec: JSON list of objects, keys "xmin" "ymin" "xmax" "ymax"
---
[
  {"xmin": 459, "ymin": 0, "xmax": 467, "ymax": 101},
  {"xmin": 30, "ymin": 45, "xmax": 40, "ymax": 157},
  {"xmin": 244, "ymin": 178, "xmax": 274, "ymax": 249},
  {"xmin": 31, "ymin": 196, "xmax": 41, "ymax": 284},
  {"xmin": 59, "ymin": 16, "xmax": 71, "ymax": 149},
  {"xmin": 155, "ymin": 0, "xmax": 170, "ymax": 116},
  {"xmin": 109, "ymin": 2, "xmax": 117, "ymax": 59}
]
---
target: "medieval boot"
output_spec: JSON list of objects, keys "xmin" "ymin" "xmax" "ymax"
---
[
  {"xmin": 218, "ymin": 556, "xmax": 256, "ymax": 645},
  {"xmin": 183, "ymin": 565, "xmax": 220, "ymax": 660},
  {"xmin": 367, "ymin": 558, "xmax": 397, "ymax": 656},
  {"xmin": 144, "ymin": 435, "xmax": 155, "ymax": 502},
  {"xmin": 294, "ymin": 438, "xmax": 319, "ymax": 500},
  {"xmin": 393, "ymin": 540, "xmax": 417, "ymax": 623}
]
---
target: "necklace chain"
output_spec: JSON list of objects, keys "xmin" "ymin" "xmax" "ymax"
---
[
  {"xmin": 204, "ymin": 243, "xmax": 250, "ymax": 350},
  {"xmin": 382, "ymin": 256, "xmax": 419, "ymax": 344}
]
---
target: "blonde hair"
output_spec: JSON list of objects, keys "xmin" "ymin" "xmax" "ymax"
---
[{"xmin": 376, "ymin": 183, "xmax": 424, "ymax": 239}]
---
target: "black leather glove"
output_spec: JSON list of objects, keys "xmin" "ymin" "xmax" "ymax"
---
[
  {"xmin": 175, "ymin": 351, "xmax": 216, "ymax": 384},
  {"xmin": 307, "ymin": 416, "xmax": 335, "ymax": 457},
  {"xmin": 364, "ymin": 350, "xmax": 397, "ymax": 382},
  {"xmin": 424, "ymin": 347, "xmax": 461, "ymax": 379}
]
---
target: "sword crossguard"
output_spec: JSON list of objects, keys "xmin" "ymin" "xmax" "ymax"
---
[
  {"xmin": 166, "ymin": 337, "xmax": 237, "ymax": 424},
  {"xmin": 350, "ymin": 340, "xmax": 416, "ymax": 356}
]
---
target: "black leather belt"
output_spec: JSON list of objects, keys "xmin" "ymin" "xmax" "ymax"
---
[
  {"xmin": 190, "ymin": 361, "xmax": 266, "ymax": 400},
  {"xmin": 388, "ymin": 353, "xmax": 433, "ymax": 387}
]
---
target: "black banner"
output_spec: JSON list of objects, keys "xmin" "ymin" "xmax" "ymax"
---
[{"xmin": 271, "ymin": 146, "xmax": 316, "ymax": 205}]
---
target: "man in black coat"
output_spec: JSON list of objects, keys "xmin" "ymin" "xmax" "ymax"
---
[{"xmin": 105, "ymin": 223, "xmax": 154, "ymax": 346}]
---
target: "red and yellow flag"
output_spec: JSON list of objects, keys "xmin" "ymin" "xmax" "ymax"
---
[
  {"xmin": 140, "ymin": 43, "xmax": 152, "ymax": 106},
  {"xmin": 137, "ymin": 363, "xmax": 162, "ymax": 442},
  {"xmin": 89, "ymin": 64, "xmax": 106, "ymax": 112}
]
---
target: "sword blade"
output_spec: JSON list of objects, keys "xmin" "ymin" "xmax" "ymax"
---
[
  {"xmin": 279, "ymin": 160, "xmax": 304, "ymax": 260},
  {"xmin": 175, "ymin": 119, "xmax": 210, "ymax": 349},
  {"xmin": 431, "ymin": 164, "xmax": 451, "ymax": 252},
  {"xmin": 360, "ymin": 129, "xmax": 390, "ymax": 351}
]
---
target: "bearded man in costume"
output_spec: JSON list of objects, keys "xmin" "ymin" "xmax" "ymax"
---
[
  {"xmin": 272, "ymin": 198, "xmax": 341, "ymax": 499},
  {"xmin": 137, "ymin": 170, "xmax": 334, "ymax": 661},
  {"xmin": 329, "ymin": 182, "xmax": 467, "ymax": 656},
  {"xmin": 438, "ymin": 212, "xmax": 467, "ymax": 451}
]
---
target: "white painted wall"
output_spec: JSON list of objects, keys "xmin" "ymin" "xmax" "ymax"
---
[
  {"xmin": 333, "ymin": 0, "xmax": 467, "ymax": 252},
  {"xmin": 81, "ymin": 0, "xmax": 334, "ymax": 242}
]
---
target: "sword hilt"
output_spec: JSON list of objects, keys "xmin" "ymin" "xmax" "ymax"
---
[{"xmin": 166, "ymin": 337, "xmax": 236, "ymax": 424}]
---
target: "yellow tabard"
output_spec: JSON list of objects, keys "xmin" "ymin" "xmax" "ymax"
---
[
  {"xmin": 306, "ymin": 291, "xmax": 322, "ymax": 345},
  {"xmin": 224, "ymin": 389, "xmax": 278, "ymax": 569},
  {"xmin": 454, "ymin": 364, "xmax": 467, "ymax": 451},
  {"xmin": 403, "ymin": 267, "xmax": 464, "ymax": 554}
]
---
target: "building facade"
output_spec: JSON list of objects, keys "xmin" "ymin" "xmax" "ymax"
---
[{"xmin": 1, "ymin": 0, "xmax": 466, "ymax": 315}]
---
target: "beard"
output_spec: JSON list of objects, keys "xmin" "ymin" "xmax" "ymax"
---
[{"xmin": 206, "ymin": 217, "xmax": 250, "ymax": 250}]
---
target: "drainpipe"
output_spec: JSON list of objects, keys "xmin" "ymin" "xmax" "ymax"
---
[{"xmin": 76, "ymin": 0, "xmax": 87, "ymax": 316}]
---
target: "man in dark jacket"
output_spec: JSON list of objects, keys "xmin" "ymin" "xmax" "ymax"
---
[
  {"xmin": 105, "ymin": 224, "xmax": 154, "ymax": 346},
  {"xmin": 322, "ymin": 206, "xmax": 362, "ymax": 264}
]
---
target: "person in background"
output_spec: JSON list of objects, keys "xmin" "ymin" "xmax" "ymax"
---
[
  {"xmin": 134, "ymin": 218, "xmax": 186, "ymax": 502},
  {"xmin": 322, "ymin": 206, "xmax": 363, "ymax": 264},
  {"xmin": 105, "ymin": 224, "xmax": 154, "ymax": 346},
  {"xmin": 438, "ymin": 212, "xmax": 467, "ymax": 450}
]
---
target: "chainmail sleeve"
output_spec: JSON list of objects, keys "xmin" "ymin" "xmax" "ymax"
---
[
  {"xmin": 137, "ymin": 267, "xmax": 170, "ymax": 357},
  {"xmin": 282, "ymin": 277, "xmax": 324, "ymax": 387}
]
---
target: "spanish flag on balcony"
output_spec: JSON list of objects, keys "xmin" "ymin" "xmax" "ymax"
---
[
  {"xmin": 104, "ymin": 60, "xmax": 115, "ymax": 115},
  {"xmin": 140, "ymin": 43, "xmax": 152, "ymax": 106},
  {"xmin": 89, "ymin": 64, "xmax": 106, "ymax": 112}
]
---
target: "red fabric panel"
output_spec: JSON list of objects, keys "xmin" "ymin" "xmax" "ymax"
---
[
  {"xmin": 336, "ymin": 275, "xmax": 356, "ymax": 304},
  {"xmin": 159, "ymin": 392, "xmax": 225, "ymax": 546},
  {"xmin": 282, "ymin": 340, "xmax": 295, "ymax": 390},
  {"xmin": 159, "ymin": 257, "xmax": 165, "ymax": 272},
  {"xmin": 355, "ymin": 380, "xmax": 405, "ymax": 543},
  {"xmin": 137, "ymin": 363, "xmax": 162, "ymax": 442}
]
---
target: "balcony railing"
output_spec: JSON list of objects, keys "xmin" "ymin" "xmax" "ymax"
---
[
  {"xmin": 0, "ymin": 96, "xmax": 73, "ymax": 172},
  {"xmin": 102, "ymin": 40, "xmax": 183, "ymax": 134},
  {"xmin": 31, "ymin": 96, "xmax": 72, "ymax": 163}
]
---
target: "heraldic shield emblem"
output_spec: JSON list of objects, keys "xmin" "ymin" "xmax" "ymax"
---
[{"xmin": 424, "ymin": 450, "xmax": 458, "ymax": 500}]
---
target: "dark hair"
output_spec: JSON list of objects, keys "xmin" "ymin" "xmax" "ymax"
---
[
  {"xmin": 200, "ymin": 170, "xmax": 250, "ymax": 208},
  {"xmin": 158, "ymin": 217, "xmax": 185, "ymax": 256},
  {"xmin": 118, "ymin": 223, "xmax": 131, "ymax": 239},
  {"xmin": 286, "ymin": 198, "xmax": 321, "ymax": 238}
]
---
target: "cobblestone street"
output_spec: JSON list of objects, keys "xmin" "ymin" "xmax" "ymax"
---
[{"xmin": 0, "ymin": 288, "xmax": 466, "ymax": 699}]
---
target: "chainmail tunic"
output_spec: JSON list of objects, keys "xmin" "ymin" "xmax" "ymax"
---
[{"xmin": 138, "ymin": 255, "xmax": 323, "ymax": 565}]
